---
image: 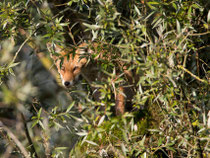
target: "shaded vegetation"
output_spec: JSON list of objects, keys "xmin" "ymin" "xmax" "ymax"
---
[{"xmin": 0, "ymin": 0, "xmax": 209, "ymax": 157}]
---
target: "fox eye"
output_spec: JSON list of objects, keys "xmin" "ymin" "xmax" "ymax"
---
[{"xmin": 73, "ymin": 66, "xmax": 79, "ymax": 72}]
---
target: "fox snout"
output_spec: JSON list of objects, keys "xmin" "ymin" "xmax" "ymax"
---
[
  {"xmin": 62, "ymin": 80, "xmax": 73, "ymax": 88},
  {"xmin": 64, "ymin": 81, "xmax": 71, "ymax": 87},
  {"xmin": 60, "ymin": 74, "xmax": 80, "ymax": 88}
]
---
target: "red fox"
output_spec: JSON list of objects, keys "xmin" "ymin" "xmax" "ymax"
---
[{"xmin": 47, "ymin": 42, "xmax": 135, "ymax": 115}]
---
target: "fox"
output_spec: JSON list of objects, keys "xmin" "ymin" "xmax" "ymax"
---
[
  {"xmin": 47, "ymin": 43, "xmax": 89, "ymax": 87},
  {"xmin": 47, "ymin": 42, "xmax": 135, "ymax": 115}
]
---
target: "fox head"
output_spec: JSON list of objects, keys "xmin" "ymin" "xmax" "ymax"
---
[{"xmin": 47, "ymin": 43, "xmax": 90, "ymax": 88}]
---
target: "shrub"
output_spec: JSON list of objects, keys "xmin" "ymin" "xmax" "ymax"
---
[{"xmin": 0, "ymin": 0, "xmax": 209, "ymax": 157}]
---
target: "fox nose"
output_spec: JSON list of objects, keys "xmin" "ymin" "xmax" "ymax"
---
[{"xmin": 64, "ymin": 81, "xmax": 70, "ymax": 87}]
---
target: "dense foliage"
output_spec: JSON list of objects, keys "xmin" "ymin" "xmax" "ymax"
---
[{"xmin": 0, "ymin": 0, "xmax": 209, "ymax": 157}]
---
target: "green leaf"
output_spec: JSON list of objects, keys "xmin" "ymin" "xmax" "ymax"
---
[
  {"xmin": 191, "ymin": 3, "xmax": 202, "ymax": 10},
  {"xmin": 85, "ymin": 140, "xmax": 98, "ymax": 146},
  {"xmin": 8, "ymin": 68, "xmax": 15, "ymax": 76},
  {"xmin": 97, "ymin": 115, "xmax": 105, "ymax": 126},
  {"xmin": 70, "ymin": 115, "xmax": 83, "ymax": 122},
  {"xmin": 31, "ymin": 120, "xmax": 39, "ymax": 128},
  {"xmin": 166, "ymin": 146, "xmax": 176, "ymax": 152},
  {"xmin": 176, "ymin": 20, "xmax": 181, "ymax": 34},
  {"xmin": 76, "ymin": 132, "xmax": 88, "ymax": 136},
  {"xmin": 55, "ymin": 147, "xmax": 68, "ymax": 150},
  {"xmin": 158, "ymin": 138, "xmax": 163, "ymax": 147},
  {"xmin": 147, "ymin": 2, "xmax": 160, "ymax": 5},
  {"xmin": 207, "ymin": 10, "xmax": 210, "ymax": 23},
  {"xmin": 172, "ymin": 2, "xmax": 177, "ymax": 10},
  {"xmin": 38, "ymin": 108, "xmax": 42, "ymax": 118},
  {"xmin": 148, "ymin": 129, "xmax": 160, "ymax": 133},
  {"xmin": 54, "ymin": 122, "xmax": 64, "ymax": 130},
  {"xmin": 83, "ymin": 23, "xmax": 102, "ymax": 30},
  {"xmin": 134, "ymin": 5, "xmax": 141, "ymax": 16},
  {"xmin": 66, "ymin": 101, "xmax": 75, "ymax": 113},
  {"xmin": 187, "ymin": 6, "xmax": 192, "ymax": 19},
  {"xmin": 39, "ymin": 120, "xmax": 45, "ymax": 129},
  {"xmin": 139, "ymin": 135, "xmax": 146, "ymax": 146},
  {"xmin": 121, "ymin": 143, "xmax": 127, "ymax": 156},
  {"xmin": 8, "ymin": 62, "xmax": 20, "ymax": 68},
  {"xmin": 67, "ymin": 1, "xmax": 73, "ymax": 6}
]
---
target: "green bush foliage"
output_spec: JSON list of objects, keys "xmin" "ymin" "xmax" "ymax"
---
[{"xmin": 0, "ymin": 0, "xmax": 209, "ymax": 157}]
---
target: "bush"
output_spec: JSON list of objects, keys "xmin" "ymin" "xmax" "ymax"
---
[{"xmin": 0, "ymin": 0, "xmax": 209, "ymax": 157}]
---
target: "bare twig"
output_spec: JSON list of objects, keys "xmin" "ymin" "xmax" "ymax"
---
[
  {"xmin": 189, "ymin": 31, "xmax": 210, "ymax": 36},
  {"xmin": 54, "ymin": 2, "xmax": 69, "ymax": 7},
  {"xmin": 196, "ymin": 51, "xmax": 200, "ymax": 77},
  {"xmin": 42, "ymin": 130, "xmax": 51, "ymax": 158},
  {"xmin": 197, "ymin": 44, "xmax": 210, "ymax": 51},
  {"xmin": 2, "ymin": 145, "xmax": 13, "ymax": 158},
  {"xmin": 0, "ymin": 121, "xmax": 31, "ymax": 158},
  {"xmin": 11, "ymin": 30, "xmax": 36, "ymax": 63},
  {"xmin": 177, "ymin": 65, "xmax": 208, "ymax": 84},
  {"xmin": 21, "ymin": 113, "xmax": 39, "ymax": 158}
]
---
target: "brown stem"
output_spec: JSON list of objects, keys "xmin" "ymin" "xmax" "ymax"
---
[
  {"xmin": 21, "ymin": 113, "xmax": 39, "ymax": 158},
  {"xmin": 181, "ymin": 86, "xmax": 203, "ymax": 158},
  {"xmin": 0, "ymin": 121, "xmax": 31, "ymax": 158},
  {"xmin": 196, "ymin": 51, "xmax": 200, "ymax": 77}
]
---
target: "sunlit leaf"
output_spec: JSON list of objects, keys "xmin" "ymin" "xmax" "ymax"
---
[
  {"xmin": 97, "ymin": 115, "xmax": 105, "ymax": 126},
  {"xmin": 85, "ymin": 140, "xmax": 98, "ymax": 146}
]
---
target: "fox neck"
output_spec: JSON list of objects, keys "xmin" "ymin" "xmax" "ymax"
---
[{"xmin": 80, "ymin": 62, "xmax": 101, "ymax": 84}]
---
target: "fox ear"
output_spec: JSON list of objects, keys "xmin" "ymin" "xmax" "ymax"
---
[
  {"xmin": 76, "ymin": 43, "xmax": 92, "ymax": 66},
  {"xmin": 77, "ymin": 43, "xmax": 94, "ymax": 55},
  {"xmin": 47, "ymin": 42, "xmax": 62, "ymax": 53},
  {"xmin": 47, "ymin": 42, "xmax": 62, "ymax": 61}
]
